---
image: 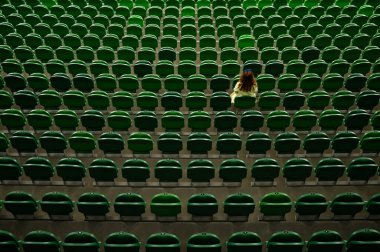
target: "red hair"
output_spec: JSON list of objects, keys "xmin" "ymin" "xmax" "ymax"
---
[{"xmin": 239, "ymin": 71, "xmax": 256, "ymax": 92}]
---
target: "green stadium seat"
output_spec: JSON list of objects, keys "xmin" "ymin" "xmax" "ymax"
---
[
  {"xmin": 216, "ymin": 133, "xmax": 242, "ymax": 155},
  {"xmin": 187, "ymin": 159, "xmax": 215, "ymax": 182},
  {"xmin": 303, "ymin": 132, "xmax": 331, "ymax": 154},
  {"xmin": 0, "ymin": 90, "xmax": 12, "ymax": 109},
  {"xmin": 151, "ymin": 193, "xmax": 181, "ymax": 217},
  {"xmin": 214, "ymin": 111, "xmax": 237, "ymax": 132},
  {"xmin": 332, "ymin": 90, "xmax": 355, "ymax": 110},
  {"xmin": 77, "ymin": 192, "xmax": 110, "ymax": 218},
  {"xmin": 154, "ymin": 159, "xmax": 182, "ymax": 182},
  {"xmin": 345, "ymin": 109, "xmax": 370, "ymax": 130},
  {"xmin": 187, "ymin": 233, "xmax": 221, "ymax": 252},
  {"xmin": 80, "ymin": 110, "xmax": 105, "ymax": 131},
  {"xmin": 106, "ymin": 111, "xmax": 131, "ymax": 132},
  {"xmin": 0, "ymin": 157, "xmax": 22, "ymax": 181},
  {"xmin": 283, "ymin": 158, "xmax": 312, "ymax": 182},
  {"xmin": 344, "ymin": 73, "xmax": 367, "ymax": 92},
  {"xmin": 315, "ymin": 158, "xmax": 345, "ymax": 182},
  {"xmin": 259, "ymin": 192, "xmax": 292, "ymax": 218},
  {"xmin": 246, "ymin": 132, "xmax": 272, "ymax": 154},
  {"xmin": 307, "ymin": 230, "xmax": 345, "ymax": 252},
  {"xmin": 98, "ymin": 132, "xmax": 125, "ymax": 155},
  {"xmin": 219, "ymin": 159, "xmax": 247, "ymax": 183},
  {"xmin": 266, "ymin": 231, "xmax": 304, "ymax": 252},
  {"xmin": 4, "ymin": 191, "xmax": 38, "ymax": 217},
  {"xmin": 330, "ymin": 192, "xmax": 364, "ymax": 216},
  {"xmin": 318, "ymin": 109, "xmax": 344, "ymax": 130},
  {"xmin": 26, "ymin": 109, "xmax": 52, "ymax": 130},
  {"xmin": 14, "ymin": 90, "xmax": 38, "ymax": 110},
  {"xmin": 10, "ymin": 131, "xmax": 39, "ymax": 153},
  {"xmin": 274, "ymin": 132, "xmax": 301, "ymax": 154},
  {"xmin": 252, "ymin": 158, "xmax": 280, "ymax": 183},
  {"xmin": 68, "ymin": 131, "xmax": 96, "ymax": 154},
  {"xmin": 145, "ymin": 232, "xmax": 180, "ymax": 252},
  {"xmin": 292, "ymin": 110, "xmax": 317, "ymax": 131},
  {"xmin": 366, "ymin": 194, "xmax": 380, "ymax": 216},
  {"xmin": 226, "ymin": 231, "xmax": 262, "ymax": 252},
  {"xmin": 267, "ymin": 110, "xmax": 291, "ymax": 131},
  {"xmin": 4, "ymin": 73, "xmax": 26, "ymax": 91},
  {"xmin": 356, "ymin": 90, "xmax": 380, "ymax": 110},
  {"xmin": 40, "ymin": 192, "xmax": 74, "ymax": 217},
  {"xmin": 62, "ymin": 231, "xmax": 100, "ymax": 252},
  {"xmin": 187, "ymin": 194, "xmax": 218, "ymax": 217},
  {"xmin": 54, "ymin": 110, "xmax": 79, "ymax": 131},
  {"xmin": 240, "ymin": 111, "xmax": 264, "ymax": 131},
  {"xmin": 295, "ymin": 193, "xmax": 328, "ymax": 218},
  {"xmin": 157, "ymin": 133, "xmax": 182, "ymax": 154},
  {"xmin": 88, "ymin": 158, "xmax": 118, "ymax": 183},
  {"xmin": 347, "ymin": 157, "xmax": 378, "ymax": 181},
  {"xmin": 114, "ymin": 193, "xmax": 146, "ymax": 217},
  {"xmin": 186, "ymin": 133, "xmax": 212, "ymax": 155},
  {"xmin": 1, "ymin": 109, "xmax": 26, "ymax": 130},
  {"xmin": 134, "ymin": 111, "xmax": 158, "ymax": 131},
  {"xmin": 346, "ymin": 228, "xmax": 380, "ymax": 252},
  {"xmin": 127, "ymin": 132, "xmax": 153, "ymax": 154},
  {"xmin": 40, "ymin": 131, "xmax": 67, "ymax": 154},
  {"xmin": 22, "ymin": 230, "xmax": 61, "ymax": 252},
  {"xmin": 371, "ymin": 110, "xmax": 380, "ymax": 130},
  {"xmin": 331, "ymin": 131, "xmax": 360, "ymax": 154}
]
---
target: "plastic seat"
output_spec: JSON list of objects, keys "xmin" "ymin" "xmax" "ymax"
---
[
  {"xmin": 98, "ymin": 132, "xmax": 125, "ymax": 155},
  {"xmin": 267, "ymin": 110, "xmax": 291, "ymax": 131},
  {"xmin": 303, "ymin": 131, "xmax": 331, "ymax": 153},
  {"xmin": 62, "ymin": 231, "xmax": 100, "ymax": 252},
  {"xmin": 332, "ymin": 90, "xmax": 355, "ymax": 110},
  {"xmin": 214, "ymin": 111, "xmax": 237, "ymax": 131},
  {"xmin": 292, "ymin": 110, "xmax": 317, "ymax": 131},
  {"xmin": 330, "ymin": 192, "xmax": 364, "ymax": 216},
  {"xmin": 127, "ymin": 132, "xmax": 153, "ymax": 154},
  {"xmin": 80, "ymin": 110, "xmax": 105, "ymax": 131},
  {"xmin": 266, "ymin": 231, "xmax": 304, "ymax": 252},
  {"xmin": 26, "ymin": 109, "xmax": 52, "ymax": 130},
  {"xmin": 1, "ymin": 109, "xmax": 26, "ymax": 130},
  {"xmin": 0, "ymin": 157, "xmax": 22, "ymax": 181},
  {"xmin": 356, "ymin": 90, "xmax": 380, "ymax": 110},
  {"xmin": 240, "ymin": 111, "xmax": 264, "ymax": 131},
  {"xmin": 121, "ymin": 159, "xmax": 150, "ymax": 182},
  {"xmin": 186, "ymin": 92, "xmax": 207, "ymax": 111},
  {"xmin": 187, "ymin": 233, "xmax": 221, "ymax": 252},
  {"xmin": 145, "ymin": 233, "xmax": 180, "ymax": 252},
  {"xmin": 157, "ymin": 133, "xmax": 182, "ymax": 154},
  {"xmin": 283, "ymin": 158, "xmax": 312, "ymax": 182},
  {"xmin": 53, "ymin": 110, "xmax": 79, "ymax": 131},
  {"xmin": 347, "ymin": 157, "xmax": 378, "ymax": 181},
  {"xmin": 68, "ymin": 132, "xmax": 96, "ymax": 154},
  {"xmin": 259, "ymin": 192, "xmax": 292, "ymax": 217},
  {"xmin": 4, "ymin": 73, "xmax": 26, "ymax": 92},
  {"xmin": 306, "ymin": 230, "xmax": 344, "ymax": 252},
  {"xmin": 258, "ymin": 91, "xmax": 280, "ymax": 110},
  {"xmin": 103, "ymin": 232, "xmax": 141, "ymax": 252},
  {"xmin": 246, "ymin": 132, "xmax": 271, "ymax": 154},
  {"xmin": 77, "ymin": 192, "xmax": 110, "ymax": 218},
  {"xmin": 283, "ymin": 91, "xmax": 305, "ymax": 110},
  {"xmin": 4, "ymin": 191, "xmax": 38, "ymax": 216},
  {"xmin": 150, "ymin": 193, "xmax": 181, "ymax": 217},
  {"xmin": 274, "ymin": 132, "xmax": 301, "ymax": 154},
  {"xmin": 217, "ymin": 159, "xmax": 246, "ymax": 182},
  {"xmin": 40, "ymin": 131, "xmax": 67, "ymax": 154},
  {"xmin": 134, "ymin": 111, "xmax": 158, "ymax": 131},
  {"xmin": 134, "ymin": 60, "xmax": 153, "ymax": 77},
  {"xmin": 187, "ymin": 159, "xmax": 214, "ymax": 182},
  {"xmin": 346, "ymin": 228, "xmax": 380, "ymax": 252},
  {"xmin": 13, "ymin": 90, "xmax": 38, "ymax": 110},
  {"xmin": 10, "ymin": 131, "xmax": 39, "ymax": 153},
  {"xmin": 344, "ymin": 73, "xmax": 367, "ymax": 92},
  {"xmin": 216, "ymin": 133, "xmax": 242, "ymax": 154},
  {"xmin": 365, "ymin": 194, "xmax": 380, "ymax": 216},
  {"xmin": 136, "ymin": 91, "xmax": 158, "ymax": 110},
  {"xmin": 252, "ymin": 158, "xmax": 280, "ymax": 182},
  {"xmin": 226, "ymin": 231, "xmax": 262, "ymax": 252},
  {"xmin": 40, "ymin": 192, "xmax": 74, "ymax": 217},
  {"xmin": 318, "ymin": 109, "xmax": 344, "ymax": 131},
  {"xmin": 331, "ymin": 131, "xmax": 359, "ymax": 154},
  {"xmin": 186, "ymin": 133, "xmax": 212, "ymax": 155},
  {"xmin": 188, "ymin": 111, "xmax": 211, "ymax": 131},
  {"xmin": 295, "ymin": 193, "xmax": 329, "ymax": 218},
  {"xmin": 187, "ymin": 194, "xmax": 218, "ymax": 217},
  {"xmin": 314, "ymin": 158, "xmax": 345, "ymax": 182}
]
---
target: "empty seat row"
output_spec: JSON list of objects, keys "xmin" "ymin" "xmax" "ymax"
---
[
  {"xmin": 2, "ymin": 108, "xmax": 380, "ymax": 133},
  {"xmin": 0, "ymin": 156, "xmax": 378, "ymax": 183},
  {"xmin": 1, "ymin": 130, "xmax": 380, "ymax": 155},
  {"xmin": 1, "ymin": 228, "xmax": 379, "ymax": 252},
  {"xmin": 2, "ymin": 191, "xmax": 380, "ymax": 219}
]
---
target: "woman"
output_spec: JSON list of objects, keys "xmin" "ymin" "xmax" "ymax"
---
[{"xmin": 230, "ymin": 69, "xmax": 258, "ymax": 104}]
